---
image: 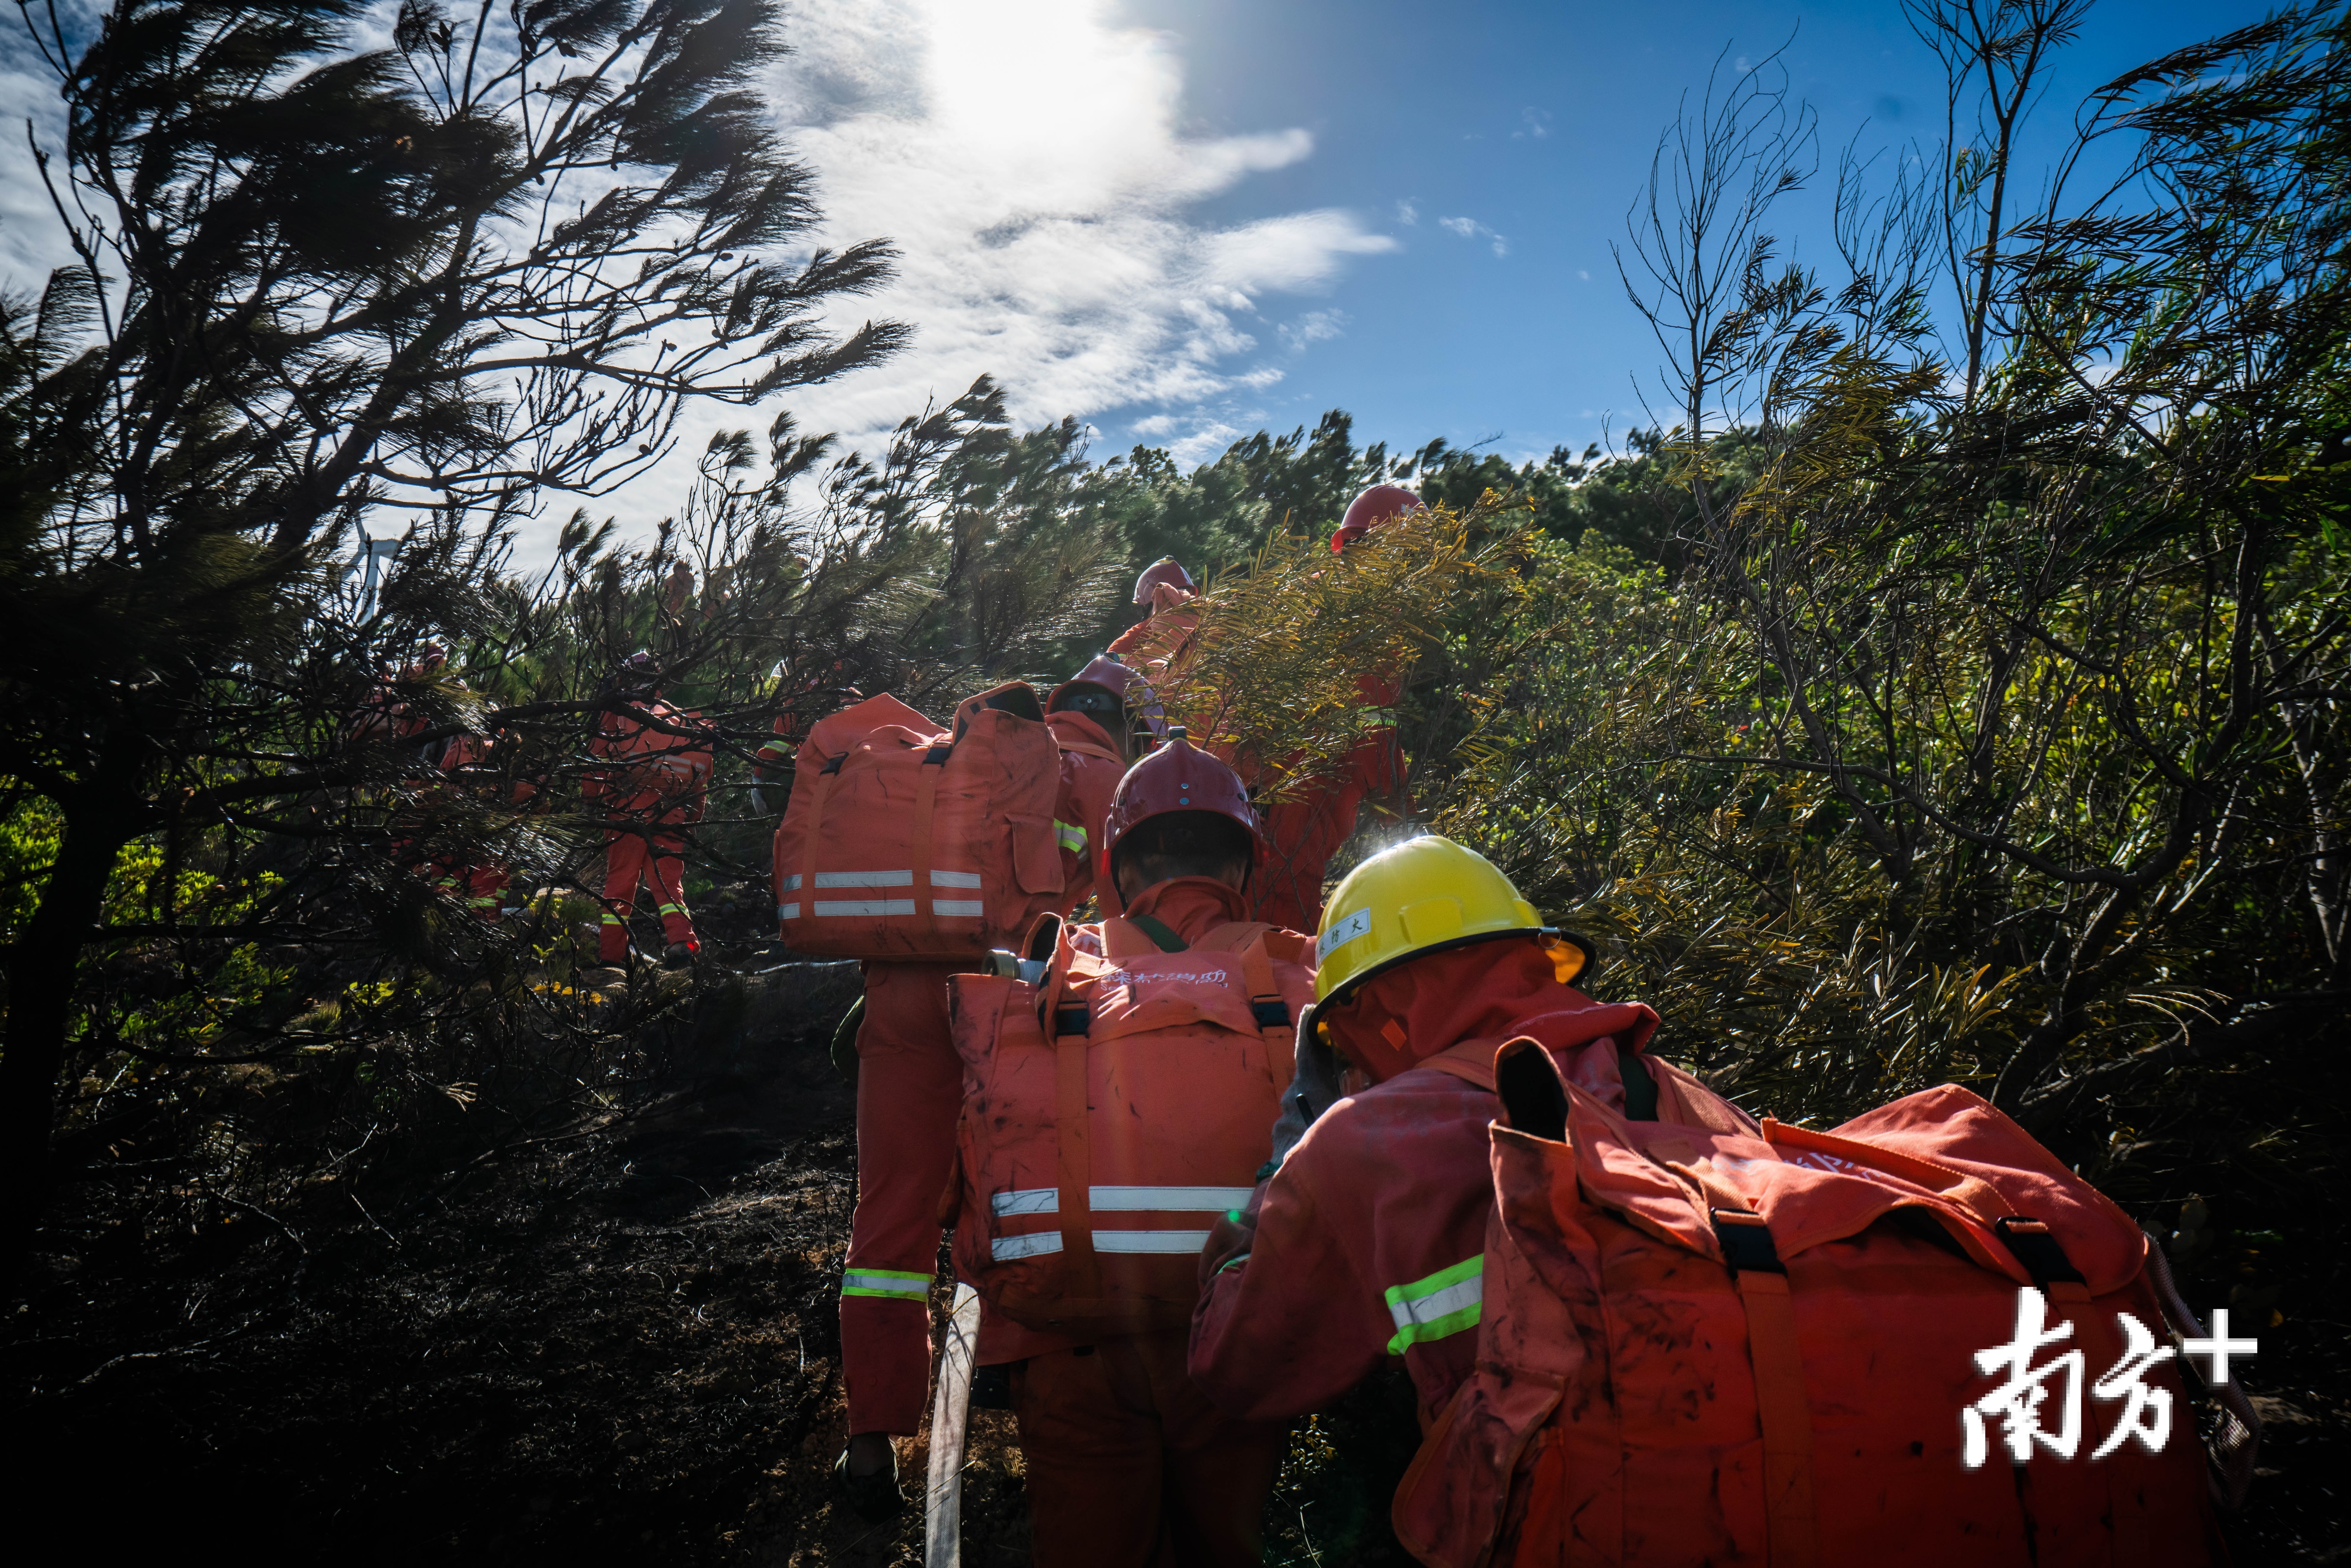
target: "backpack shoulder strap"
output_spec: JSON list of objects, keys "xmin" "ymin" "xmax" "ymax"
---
[
  {"xmin": 1122, "ymin": 913, "xmax": 1188, "ymax": 953},
  {"xmin": 1218, "ymin": 926, "xmax": 1298, "ymax": 1081},
  {"xmin": 1420, "ymin": 1047, "xmax": 1497, "ymax": 1092},
  {"xmin": 1191, "ymin": 919, "xmax": 1273, "ymax": 953}
]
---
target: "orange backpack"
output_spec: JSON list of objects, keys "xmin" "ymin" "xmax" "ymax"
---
[
  {"xmin": 944, "ymin": 913, "xmax": 1314, "ymax": 1337},
  {"xmin": 772, "ymin": 688, "xmax": 1104, "ymax": 959},
  {"xmin": 1394, "ymin": 1045, "xmax": 2230, "ymax": 1568}
]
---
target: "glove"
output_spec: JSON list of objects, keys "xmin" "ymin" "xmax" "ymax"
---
[{"xmin": 1264, "ymin": 1013, "xmax": 1347, "ymax": 1176}]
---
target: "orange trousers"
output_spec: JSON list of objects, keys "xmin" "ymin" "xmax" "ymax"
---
[
  {"xmin": 840, "ymin": 958, "xmax": 967, "ymax": 1434},
  {"xmin": 599, "ymin": 817, "xmax": 693, "ymax": 962},
  {"xmin": 1011, "ymin": 1330, "xmax": 1289, "ymax": 1568}
]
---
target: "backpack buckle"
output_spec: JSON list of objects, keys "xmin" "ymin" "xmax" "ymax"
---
[
  {"xmin": 1711, "ymin": 1208, "xmax": 1785, "ymax": 1276},
  {"xmin": 1250, "ymin": 998, "xmax": 1291, "ymax": 1029},
  {"xmin": 1992, "ymin": 1216, "xmax": 2086, "ymax": 1290}
]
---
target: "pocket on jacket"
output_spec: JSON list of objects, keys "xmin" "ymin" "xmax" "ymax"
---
[{"xmin": 1006, "ymin": 814, "xmax": 1064, "ymax": 895}]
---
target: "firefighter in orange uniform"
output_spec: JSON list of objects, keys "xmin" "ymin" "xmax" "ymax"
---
[
  {"xmin": 1113, "ymin": 501, "xmax": 1420, "ymax": 933},
  {"xmin": 1189, "ymin": 835, "xmax": 1749, "ymax": 1436},
  {"xmin": 1244, "ymin": 485, "xmax": 1420, "ymax": 931},
  {"xmin": 357, "ymin": 642, "xmax": 522, "ymax": 919},
  {"xmin": 834, "ymin": 665, "xmax": 1135, "ymax": 1517},
  {"xmin": 749, "ymin": 661, "xmax": 862, "ymax": 815},
  {"xmin": 961, "ymin": 732, "xmax": 1302, "ymax": 1567},
  {"xmin": 1109, "ymin": 556, "xmax": 1202, "ymax": 670},
  {"xmin": 586, "ymin": 652, "xmax": 714, "ymax": 965}
]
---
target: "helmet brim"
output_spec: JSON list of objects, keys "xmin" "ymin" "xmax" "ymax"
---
[{"xmin": 1308, "ymin": 924, "xmax": 1597, "ymax": 1026}]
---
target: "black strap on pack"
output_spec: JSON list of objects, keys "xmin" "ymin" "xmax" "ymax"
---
[
  {"xmin": 981, "ymin": 685, "xmax": 1046, "ymax": 722},
  {"xmin": 1495, "ymin": 1044, "xmax": 1570, "ymax": 1141},
  {"xmin": 1712, "ymin": 1209, "xmax": 1786, "ymax": 1276},
  {"xmin": 820, "ymin": 754, "xmax": 846, "ymax": 775},
  {"xmin": 1127, "ymin": 913, "xmax": 1187, "ymax": 953},
  {"xmin": 1617, "ymin": 1038, "xmax": 1660, "ymax": 1122},
  {"xmin": 924, "ymin": 745, "xmax": 953, "ymax": 765},
  {"xmin": 1992, "ymin": 1217, "xmax": 2086, "ymax": 1290},
  {"xmin": 1052, "ymin": 1003, "xmax": 1091, "ymax": 1038},
  {"xmin": 1251, "ymin": 998, "xmax": 1292, "ymax": 1029}
]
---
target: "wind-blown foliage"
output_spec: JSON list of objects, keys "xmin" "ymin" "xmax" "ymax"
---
[
  {"xmin": 4, "ymin": 2, "xmax": 2347, "ymax": 1555},
  {"xmin": 1429, "ymin": 4, "xmax": 2351, "ymax": 1299},
  {"xmin": 0, "ymin": 0, "xmax": 917, "ymax": 1262}
]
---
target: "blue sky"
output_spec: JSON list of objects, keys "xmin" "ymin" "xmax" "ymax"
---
[
  {"xmin": 0, "ymin": 0, "xmax": 2282, "ymax": 546},
  {"xmin": 741, "ymin": 0, "xmax": 2274, "ymax": 483},
  {"xmin": 1094, "ymin": 0, "xmax": 2273, "ymax": 467}
]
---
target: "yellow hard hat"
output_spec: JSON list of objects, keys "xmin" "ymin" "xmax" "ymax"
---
[{"xmin": 1313, "ymin": 835, "xmax": 1589, "ymax": 1004}]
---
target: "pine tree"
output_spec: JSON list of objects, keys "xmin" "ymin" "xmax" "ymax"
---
[{"xmin": 0, "ymin": 0, "xmax": 905, "ymax": 1268}]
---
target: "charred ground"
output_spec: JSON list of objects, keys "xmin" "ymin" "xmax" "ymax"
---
[{"xmin": 5, "ymin": 885, "xmax": 2344, "ymax": 1565}]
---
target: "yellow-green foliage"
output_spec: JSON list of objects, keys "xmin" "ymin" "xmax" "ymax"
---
[{"xmin": 1142, "ymin": 501, "xmax": 1521, "ymax": 802}]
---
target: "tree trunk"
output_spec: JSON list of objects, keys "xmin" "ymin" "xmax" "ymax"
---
[{"xmin": 1, "ymin": 797, "xmax": 135, "ymax": 1282}]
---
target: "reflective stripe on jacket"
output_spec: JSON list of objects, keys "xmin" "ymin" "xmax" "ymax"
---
[
  {"xmin": 1187, "ymin": 1039, "xmax": 1524, "ymax": 1432},
  {"xmin": 1189, "ymin": 941, "xmax": 1712, "ymax": 1434}
]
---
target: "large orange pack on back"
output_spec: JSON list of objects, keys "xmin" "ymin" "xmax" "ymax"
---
[
  {"xmin": 772, "ymin": 690, "xmax": 1074, "ymax": 958},
  {"xmin": 1395, "ymin": 1045, "xmax": 2231, "ymax": 1568},
  {"xmin": 945, "ymin": 915, "xmax": 1314, "ymax": 1337}
]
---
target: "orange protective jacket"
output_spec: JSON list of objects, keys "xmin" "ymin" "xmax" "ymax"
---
[
  {"xmin": 1188, "ymin": 942, "xmax": 1709, "ymax": 1432},
  {"xmin": 946, "ymin": 877, "xmax": 1313, "ymax": 1339},
  {"xmin": 586, "ymin": 698, "xmax": 713, "ymax": 814},
  {"xmin": 1041, "ymin": 708, "xmax": 1126, "ymax": 913}
]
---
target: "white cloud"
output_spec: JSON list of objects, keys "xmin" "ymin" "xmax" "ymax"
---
[
  {"xmin": 1395, "ymin": 198, "xmax": 1419, "ymax": 225},
  {"xmin": 1163, "ymin": 418, "xmax": 1247, "ymax": 468},
  {"xmin": 1278, "ymin": 309, "xmax": 1347, "ymax": 353},
  {"xmin": 1, "ymin": 44, "xmax": 79, "ymax": 288},
  {"xmin": 1439, "ymin": 216, "xmax": 1510, "ymax": 259},
  {"xmin": 0, "ymin": 0, "xmax": 1398, "ymax": 554},
  {"xmin": 1512, "ymin": 107, "xmax": 1552, "ymax": 140},
  {"xmin": 721, "ymin": 0, "xmax": 1397, "ymax": 507}
]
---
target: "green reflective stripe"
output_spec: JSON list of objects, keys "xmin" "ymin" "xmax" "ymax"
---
[
  {"xmin": 599, "ymin": 912, "xmax": 624, "ymax": 925},
  {"xmin": 1054, "ymin": 819, "xmax": 1086, "ymax": 853},
  {"xmin": 842, "ymin": 1267, "xmax": 932, "ymax": 1301},
  {"xmin": 1383, "ymin": 1253, "xmax": 1483, "ymax": 1355}
]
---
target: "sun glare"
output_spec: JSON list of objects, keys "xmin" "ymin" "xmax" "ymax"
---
[{"xmin": 925, "ymin": 0, "xmax": 1181, "ymax": 196}]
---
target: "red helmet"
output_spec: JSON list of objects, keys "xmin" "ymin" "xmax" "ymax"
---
[
  {"xmin": 1047, "ymin": 655, "xmax": 1139, "ymax": 746},
  {"xmin": 1332, "ymin": 485, "xmax": 1425, "ymax": 552},
  {"xmin": 1133, "ymin": 556, "xmax": 1197, "ymax": 605},
  {"xmin": 1049, "ymin": 653, "xmax": 1140, "ymax": 707},
  {"xmin": 1098, "ymin": 728, "xmax": 1260, "ymax": 907},
  {"xmin": 1050, "ymin": 654, "xmax": 1169, "ymax": 744}
]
